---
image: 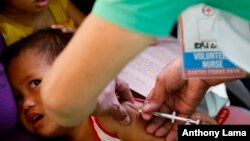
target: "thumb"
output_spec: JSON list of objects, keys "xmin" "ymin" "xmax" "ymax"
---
[
  {"xmin": 113, "ymin": 104, "xmax": 131, "ymax": 125},
  {"xmin": 141, "ymin": 79, "xmax": 165, "ymax": 120}
]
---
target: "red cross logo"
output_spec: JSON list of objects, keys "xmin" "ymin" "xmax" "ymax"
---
[{"xmin": 202, "ymin": 6, "xmax": 213, "ymax": 16}]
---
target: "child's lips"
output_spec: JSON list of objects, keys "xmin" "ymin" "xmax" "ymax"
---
[
  {"xmin": 33, "ymin": 116, "xmax": 44, "ymax": 129},
  {"xmin": 35, "ymin": 0, "xmax": 49, "ymax": 9},
  {"xmin": 26, "ymin": 113, "xmax": 45, "ymax": 129}
]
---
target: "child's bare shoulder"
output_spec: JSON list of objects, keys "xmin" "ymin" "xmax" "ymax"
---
[{"xmin": 98, "ymin": 101, "xmax": 165, "ymax": 141}]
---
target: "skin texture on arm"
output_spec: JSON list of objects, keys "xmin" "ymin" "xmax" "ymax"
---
[
  {"xmin": 98, "ymin": 101, "xmax": 165, "ymax": 141},
  {"xmin": 67, "ymin": 0, "xmax": 85, "ymax": 27},
  {"xmin": 41, "ymin": 14, "xmax": 155, "ymax": 127}
]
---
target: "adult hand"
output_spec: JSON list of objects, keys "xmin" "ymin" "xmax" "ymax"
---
[
  {"xmin": 141, "ymin": 56, "xmax": 232, "ymax": 141},
  {"xmin": 93, "ymin": 78, "xmax": 134, "ymax": 125},
  {"xmin": 50, "ymin": 24, "xmax": 75, "ymax": 33}
]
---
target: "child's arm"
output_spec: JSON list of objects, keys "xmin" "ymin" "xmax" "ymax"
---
[
  {"xmin": 98, "ymin": 100, "xmax": 218, "ymax": 141},
  {"xmin": 67, "ymin": 1, "xmax": 85, "ymax": 27},
  {"xmin": 98, "ymin": 101, "xmax": 165, "ymax": 141}
]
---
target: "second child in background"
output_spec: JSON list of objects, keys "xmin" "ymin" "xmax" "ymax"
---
[
  {"xmin": 0, "ymin": 0, "xmax": 84, "ymax": 136},
  {"xmin": 0, "ymin": 0, "xmax": 85, "ymax": 46}
]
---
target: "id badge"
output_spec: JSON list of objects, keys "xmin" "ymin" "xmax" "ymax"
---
[{"xmin": 178, "ymin": 4, "xmax": 246, "ymax": 79}]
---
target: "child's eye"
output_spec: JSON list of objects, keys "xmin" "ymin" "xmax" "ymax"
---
[{"xmin": 30, "ymin": 80, "xmax": 41, "ymax": 88}]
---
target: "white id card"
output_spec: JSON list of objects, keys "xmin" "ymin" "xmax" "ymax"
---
[{"xmin": 178, "ymin": 4, "xmax": 246, "ymax": 79}]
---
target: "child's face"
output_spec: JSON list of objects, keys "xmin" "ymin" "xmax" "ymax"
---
[
  {"xmin": 6, "ymin": 0, "xmax": 50, "ymax": 13},
  {"xmin": 7, "ymin": 49, "xmax": 69, "ymax": 137}
]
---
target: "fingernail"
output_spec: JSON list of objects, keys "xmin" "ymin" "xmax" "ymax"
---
[
  {"xmin": 155, "ymin": 128, "xmax": 168, "ymax": 137},
  {"xmin": 62, "ymin": 28, "xmax": 69, "ymax": 33},
  {"xmin": 51, "ymin": 25, "xmax": 56, "ymax": 28},
  {"xmin": 146, "ymin": 123, "xmax": 160, "ymax": 134},
  {"xmin": 120, "ymin": 116, "xmax": 130, "ymax": 125},
  {"xmin": 142, "ymin": 103, "xmax": 151, "ymax": 111}
]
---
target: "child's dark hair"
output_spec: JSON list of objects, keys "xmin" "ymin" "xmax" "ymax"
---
[{"xmin": 1, "ymin": 28, "xmax": 73, "ymax": 68}]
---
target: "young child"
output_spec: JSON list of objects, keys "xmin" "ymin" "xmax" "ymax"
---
[
  {"xmin": 0, "ymin": 0, "xmax": 84, "ymax": 135},
  {"xmin": 2, "ymin": 29, "xmax": 217, "ymax": 141},
  {"xmin": 0, "ymin": 0, "xmax": 85, "ymax": 46}
]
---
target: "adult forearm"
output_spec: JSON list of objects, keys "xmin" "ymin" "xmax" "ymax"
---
[{"xmin": 41, "ymin": 14, "xmax": 154, "ymax": 126}]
